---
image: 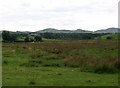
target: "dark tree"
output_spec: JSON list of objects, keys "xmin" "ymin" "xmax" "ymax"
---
[
  {"xmin": 34, "ymin": 36, "xmax": 42, "ymax": 42},
  {"xmin": 2, "ymin": 31, "xmax": 17, "ymax": 42},
  {"xmin": 40, "ymin": 33, "xmax": 103, "ymax": 40},
  {"xmin": 106, "ymin": 36, "xmax": 112, "ymax": 40},
  {"xmin": 24, "ymin": 36, "xmax": 30, "ymax": 42}
]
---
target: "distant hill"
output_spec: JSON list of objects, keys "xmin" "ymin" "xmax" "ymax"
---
[
  {"xmin": 39, "ymin": 28, "xmax": 59, "ymax": 33},
  {"xmin": 38, "ymin": 28, "xmax": 93, "ymax": 33},
  {"xmin": 38, "ymin": 28, "xmax": 119, "ymax": 33},
  {"xmin": 1, "ymin": 27, "xmax": 120, "ymax": 34},
  {"xmin": 94, "ymin": 28, "xmax": 120, "ymax": 33},
  {"xmin": 74, "ymin": 29, "xmax": 92, "ymax": 33}
]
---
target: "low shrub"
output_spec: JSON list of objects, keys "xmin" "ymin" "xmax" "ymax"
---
[
  {"xmin": 29, "ymin": 81, "xmax": 36, "ymax": 85},
  {"xmin": 3, "ymin": 60, "xmax": 8, "ymax": 64},
  {"xmin": 94, "ymin": 65, "xmax": 117, "ymax": 73},
  {"xmin": 43, "ymin": 63, "xmax": 61, "ymax": 67}
]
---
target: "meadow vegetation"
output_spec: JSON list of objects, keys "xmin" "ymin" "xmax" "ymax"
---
[
  {"xmin": 2, "ymin": 40, "xmax": 119, "ymax": 86},
  {"xmin": 96, "ymin": 33, "xmax": 120, "ymax": 40}
]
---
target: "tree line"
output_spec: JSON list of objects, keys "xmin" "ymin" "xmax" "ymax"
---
[
  {"xmin": 2, "ymin": 31, "xmax": 42, "ymax": 42},
  {"xmin": 40, "ymin": 32, "xmax": 105, "ymax": 40},
  {"xmin": 2, "ymin": 31, "xmax": 107, "ymax": 42}
]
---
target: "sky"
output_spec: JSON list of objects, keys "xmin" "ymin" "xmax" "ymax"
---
[{"xmin": 0, "ymin": 0, "xmax": 119, "ymax": 32}]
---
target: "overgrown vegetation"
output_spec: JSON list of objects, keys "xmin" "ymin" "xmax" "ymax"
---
[
  {"xmin": 2, "ymin": 40, "xmax": 119, "ymax": 86},
  {"xmin": 3, "ymin": 40, "xmax": 119, "ymax": 72}
]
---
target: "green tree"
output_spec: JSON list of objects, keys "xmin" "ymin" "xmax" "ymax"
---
[
  {"xmin": 2, "ymin": 31, "xmax": 17, "ymax": 42},
  {"xmin": 29, "ymin": 37, "xmax": 34, "ymax": 42},
  {"xmin": 24, "ymin": 36, "xmax": 30, "ymax": 42},
  {"xmin": 34, "ymin": 36, "xmax": 42, "ymax": 42}
]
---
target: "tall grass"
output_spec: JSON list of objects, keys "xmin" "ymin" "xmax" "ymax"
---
[{"xmin": 2, "ymin": 40, "xmax": 119, "ymax": 73}]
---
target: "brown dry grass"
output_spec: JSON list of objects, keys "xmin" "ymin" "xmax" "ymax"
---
[{"xmin": 2, "ymin": 40, "xmax": 119, "ymax": 73}]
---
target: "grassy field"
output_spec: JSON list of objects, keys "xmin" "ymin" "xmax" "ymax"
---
[
  {"xmin": 95, "ymin": 33, "xmax": 120, "ymax": 40},
  {"xmin": 2, "ymin": 40, "xmax": 119, "ymax": 86}
]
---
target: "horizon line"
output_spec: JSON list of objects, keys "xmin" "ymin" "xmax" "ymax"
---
[{"xmin": 0, "ymin": 27, "xmax": 119, "ymax": 32}]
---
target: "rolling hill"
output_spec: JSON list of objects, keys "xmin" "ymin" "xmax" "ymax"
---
[
  {"xmin": 94, "ymin": 28, "xmax": 120, "ymax": 33},
  {"xmin": 38, "ymin": 28, "xmax": 93, "ymax": 33}
]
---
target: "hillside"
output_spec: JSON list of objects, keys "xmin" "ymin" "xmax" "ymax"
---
[
  {"xmin": 94, "ymin": 28, "xmax": 120, "ymax": 33},
  {"xmin": 38, "ymin": 28, "xmax": 93, "ymax": 33},
  {"xmin": 1, "ymin": 27, "xmax": 119, "ymax": 34}
]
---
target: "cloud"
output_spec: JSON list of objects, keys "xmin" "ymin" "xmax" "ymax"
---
[{"xmin": 0, "ymin": 0, "xmax": 119, "ymax": 31}]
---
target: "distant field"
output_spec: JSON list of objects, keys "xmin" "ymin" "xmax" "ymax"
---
[
  {"xmin": 2, "ymin": 40, "xmax": 119, "ymax": 86},
  {"xmin": 96, "ymin": 33, "xmax": 120, "ymax": 40}
]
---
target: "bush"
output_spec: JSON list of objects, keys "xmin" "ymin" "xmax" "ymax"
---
[
  {"xmin": 3, "ymin": 60, "xmax": 8, "ymax": 64},
  {"xmin": 29, "ymin": 81, "xmax": 36, "ymax": 85},
  {"xmin": 106, "ymin": 36, "xmax": 112, "ymax": 40},
  {"xmin": 94, "ymin": 65, "xmax": 116, "ymax": 73}
]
